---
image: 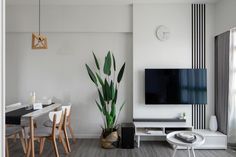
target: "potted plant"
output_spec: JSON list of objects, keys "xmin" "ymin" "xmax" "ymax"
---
[{"xmin": 85, "ymin": 51, "xmax": 125, "ymax": 149}]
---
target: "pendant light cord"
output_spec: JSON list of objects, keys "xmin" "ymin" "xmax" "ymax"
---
[{"xmin": 39, "ymin": 0, "xmax": 41, "ymax": 35}]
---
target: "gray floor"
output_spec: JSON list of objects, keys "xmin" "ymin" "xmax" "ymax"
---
[{"xmin": 8, "ymin": 139, "xmax": 236, "ymax": 157}]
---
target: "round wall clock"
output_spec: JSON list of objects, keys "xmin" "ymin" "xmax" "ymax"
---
[{"xmin": 156, "ymin": 25, "xmax": 170, "ymax": 41}]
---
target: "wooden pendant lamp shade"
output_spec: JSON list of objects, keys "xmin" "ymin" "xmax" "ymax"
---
[
  {"xmin": 32, "ymin": 0, "xmax": 48, "ymax": 49},
  {"xmin": 32, "ymin": 33, "xmax": 48, "ymax": 49}
]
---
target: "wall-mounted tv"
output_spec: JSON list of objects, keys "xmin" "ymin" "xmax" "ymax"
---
[{"xmin": 145, "ymin": 69, "xmax": 207, "ymax": 104}]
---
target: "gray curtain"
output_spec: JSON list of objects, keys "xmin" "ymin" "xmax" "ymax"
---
[{"xmin": 215, "ymin": 31, "xmax": 230, "ymax": 134}]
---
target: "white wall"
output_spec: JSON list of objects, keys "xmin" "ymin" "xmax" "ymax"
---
[
  {"xmin": 215, "ymin": 0, "xmax": 236, "ymax": 35},
  {"xmin": 6, "ymin": 5, "xmax": 133, "ymax": 138},
  {"xmin": 133, "ymin": 3, "xmax": 215, "ymax": 127},
  {"xmin": 6, "ymin": 2, "xmax": 217, "ymax": 138},
  {"xmin": 6, "ymin": 5, "xmax": 132, "ymax": 33}
]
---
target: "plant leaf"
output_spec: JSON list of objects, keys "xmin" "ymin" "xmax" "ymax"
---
[
  {"xmin": 112, "ymin": 88, "xmax": 117, "ymax": 104},
  {"xmin": 102, "ymin": 80, "xmax": 107, "ymax": 101},
  {"xmin": 110, "ymin": 101, "xmax": 116, "ymax": 118},
  {"xmin": 98, "ymin": 89, "xmax": 106, "ymax": 108},
  {"xmin": 103, "ymin": 51, "xmax": 112, "ymax": 76},
  {"xmin": 85, "ymin": 64, "xmax": 97, "ymax": 86},
  {"xmin": 110, "ymin": 81, "xmax": 115, "ymax": 99},
  {"xmin": 105, "ymin": 79, "xmax": 112, "ymax": 101},
  {"xmin": 96, "ymin": 73, "xmax": 103, "ymax": 87},
  {"xmin": 117, "ymin": 63, "xmax": 125, "ymax": 83},
  {"xmin": 96, "ymin": 100, "xmax": 106, "ymax": 115},
  {"xmin": 112, "ymin": 53, "xmax": 116, "ymax": 71},
  {"xmin": 93, "ymin": 52, "xmax": 100, "ymax": 70},
  {"xmin": 114, "ymin": 102, "xmax": 125, "ymax": 127},
  {"xmin": 95, "ymin": 101, "xmax": 103, "ymax": 113},
  {"xmin": 106, "ymin": 114, "xmax": 113, "ymax": 129}
]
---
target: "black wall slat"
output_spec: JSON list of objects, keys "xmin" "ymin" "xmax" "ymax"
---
[{"xmin": 191, "ymin": 4, "xmax": 206, "ymax": 129}]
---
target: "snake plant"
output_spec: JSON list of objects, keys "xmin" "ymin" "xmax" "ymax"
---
[{"xmin": 85, "ymin": 51, "xmax": 125, "ymax": 135}]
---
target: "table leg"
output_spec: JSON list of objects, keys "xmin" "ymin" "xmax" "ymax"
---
[
  {"xmin": 172, "ymin": 145, "xmax": 177, "ymax": 157},
  {"xmin": 30, "ymin": 117, "xmax": 35, "ymax": 157},
  {"xmin": 187, "ymin": 147, "xmax": 191, "ymax": 157},
  {"xmin": 191, "ymin": 147, "xmax": 196, "ymax": 157},
  {"xmin": 137, "ymin": 136, "xmax": 140, "ymax": 148}
]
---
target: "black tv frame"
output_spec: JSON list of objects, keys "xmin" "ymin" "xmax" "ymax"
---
[{"xmin": 145, "ymin": 68, "xmax": 207, "ymax": 105}]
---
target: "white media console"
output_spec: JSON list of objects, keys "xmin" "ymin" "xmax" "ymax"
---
[{"xmin": 134, "ymin": 120, "xmax": 227, "ymax": 149}]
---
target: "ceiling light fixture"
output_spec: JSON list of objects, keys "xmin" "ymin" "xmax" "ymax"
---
[{"xmin": 32, "ymin": 0, "xmax": 48, "ymax": 49}]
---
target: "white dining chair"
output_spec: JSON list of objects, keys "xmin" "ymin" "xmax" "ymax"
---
[
  {"xmin": 26, "ymin": 110, "xmax": 68, "ymax": 157},
  {"xmin": 44, "ymin": 104, "xmax": 76, "ymax": 144}
]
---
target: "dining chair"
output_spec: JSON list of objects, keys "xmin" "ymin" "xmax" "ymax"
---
[
  {"xmin": 44, "ymin": 105, "xmax": 72, "ymax": 152},
  {"xmin": 61, "ymin": 106, "xmax": 71, "ymax": 152},
  {"xmin": 6, "ymin": 102, "xmax": 34, "ymax": 148},
  {"xmin": 26, "ymin": 110, "xmax": 68, "ymax": 157},
  {"xmin": 5, "ymin": 126, "xmax": 26, "ymax": 157},
  {"xmin": 44, "ymin": 104, "xmax": 76, "ymax": 144},
  {"xmin": 6, "ymin": 103, "xmax": 26, "ymax": 143}
]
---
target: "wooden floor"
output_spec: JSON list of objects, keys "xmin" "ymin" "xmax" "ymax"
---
[{"xmin": 8, "ymin": 139, "xmax": 236, "ymax": 157}]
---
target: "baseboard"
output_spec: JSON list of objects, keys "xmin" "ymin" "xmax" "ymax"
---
[{"xmin": 73, "ymin": 133, "xmax": 100, "ymax": 139}]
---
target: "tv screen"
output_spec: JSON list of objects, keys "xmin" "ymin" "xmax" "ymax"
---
[{"xmin": 145, "ymin": 69, "xmax": 207, "ymax": 104}]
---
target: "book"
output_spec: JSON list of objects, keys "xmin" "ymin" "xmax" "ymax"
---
[{"xmin": 175, "ymin": 132, "xmax": 197, "ymax": 143}]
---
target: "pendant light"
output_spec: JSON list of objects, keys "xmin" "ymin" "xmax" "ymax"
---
[{"xmin": 32, "ymin": 0, "xmax": 48, "ymax": 49}]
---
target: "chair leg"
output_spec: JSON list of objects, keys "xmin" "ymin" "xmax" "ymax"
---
[
  {"xmin": 39, "ymin": 138, "xmax": 45, "ymax": 155},
  {"xmin": 19, "ymin": 131, "xmax": 26, "ymax": 154},
  {"xmin": 13, "ymin": 134, "xmax": 17, "ymax": 143},
  {"xmin": 58, "ymin": 132, "xmax": 62, "ymax": 143},
  {"xmin": 26, "ymin": 139, "xmax": 32, "ymax": 157},
  {"xmin": 59, "ymin": 133, "xmax": 69, "ymax": 154},
  {"xmin": 23, "ymin": 127, "xmax": 28, "ymax": 149},
  {"xmin": 64, "ymin": 128, "xmax": 71, "ymax": 152},
  {"xmin": 68, "ymin": 124, "xmax": 76, "ymax": 143},
  {"xmin": 5, "ymin": 138, "xmax": 9, "ymax": 157},
  {"xmin": 52, "ymin": 138, "xmax": 59, "ymax": 157}
]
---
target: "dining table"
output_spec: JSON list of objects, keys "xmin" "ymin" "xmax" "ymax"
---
[{"xmin": 5, "ymin": 103, "xmax": 61, "ymax": 157}]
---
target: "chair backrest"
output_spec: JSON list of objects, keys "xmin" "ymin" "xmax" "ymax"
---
[
  {"xmin": 62, "ymin": 105, "xmax": 71, "ymax": 117},
  {"xmin": 49, "ymin": 110, "xmax": 62, "ymax": 124},
  {"xmin": 49, "ymin": 110, "xmax": 63, "ymax": 137}
]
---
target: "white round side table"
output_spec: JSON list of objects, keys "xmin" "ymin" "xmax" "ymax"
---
[{"xmin": 166, "ymin": 131, "xmax": 205, "ymax": 157}]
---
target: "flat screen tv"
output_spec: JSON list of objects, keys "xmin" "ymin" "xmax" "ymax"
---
[{"xmin": 145, "ymin": 69, "xmax": 207, "ymax": 104}]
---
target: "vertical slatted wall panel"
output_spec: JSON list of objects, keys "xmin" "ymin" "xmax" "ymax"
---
[{"xmin": 191, "ymin": 4, "xmax": 206, "ymax": 129}]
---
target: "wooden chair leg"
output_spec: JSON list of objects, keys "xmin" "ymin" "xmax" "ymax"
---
[
  {"xmin": 39, "ymin": 138, "xmax": 45, "ymax": 155},
  {"xmin": 58, "ymin": 132, "xmax": 62, "ymax": 143},
  {"xmin": 23, "ymin": 127, "xmax": 28, "ymax": 149},
  {"xmin": 13, "ymin": 134, "xmax": 17, "ymax": 143},
  {"xmin": 26, "ymin": 139, "xmax": 32, "ymax": 157},
  {"xmin": 59, "ymin": 134, "xmax": 69, "ymax": 154},
  {"xmin": 19, "ymin": 131, "xmax": 26, "ymax": 154},
  {"xmin": 52, "ymin": 138, "xmax": 59, "ymax": 157},
  {"xmin": 63, "ymin": 128, "xmax": 71, "ymax": 152},
  {"xmin": 68, "ymin": 124, "xmax": 76, "ymax": 143},
  {"xmin": 5, "ymin": 138, "xmax": 9, "ymax": 157}
]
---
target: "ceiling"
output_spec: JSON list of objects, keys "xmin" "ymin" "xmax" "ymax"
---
[{"xmin": 6, "ymin": 0, "xmax": 220, "ymax": 5}]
